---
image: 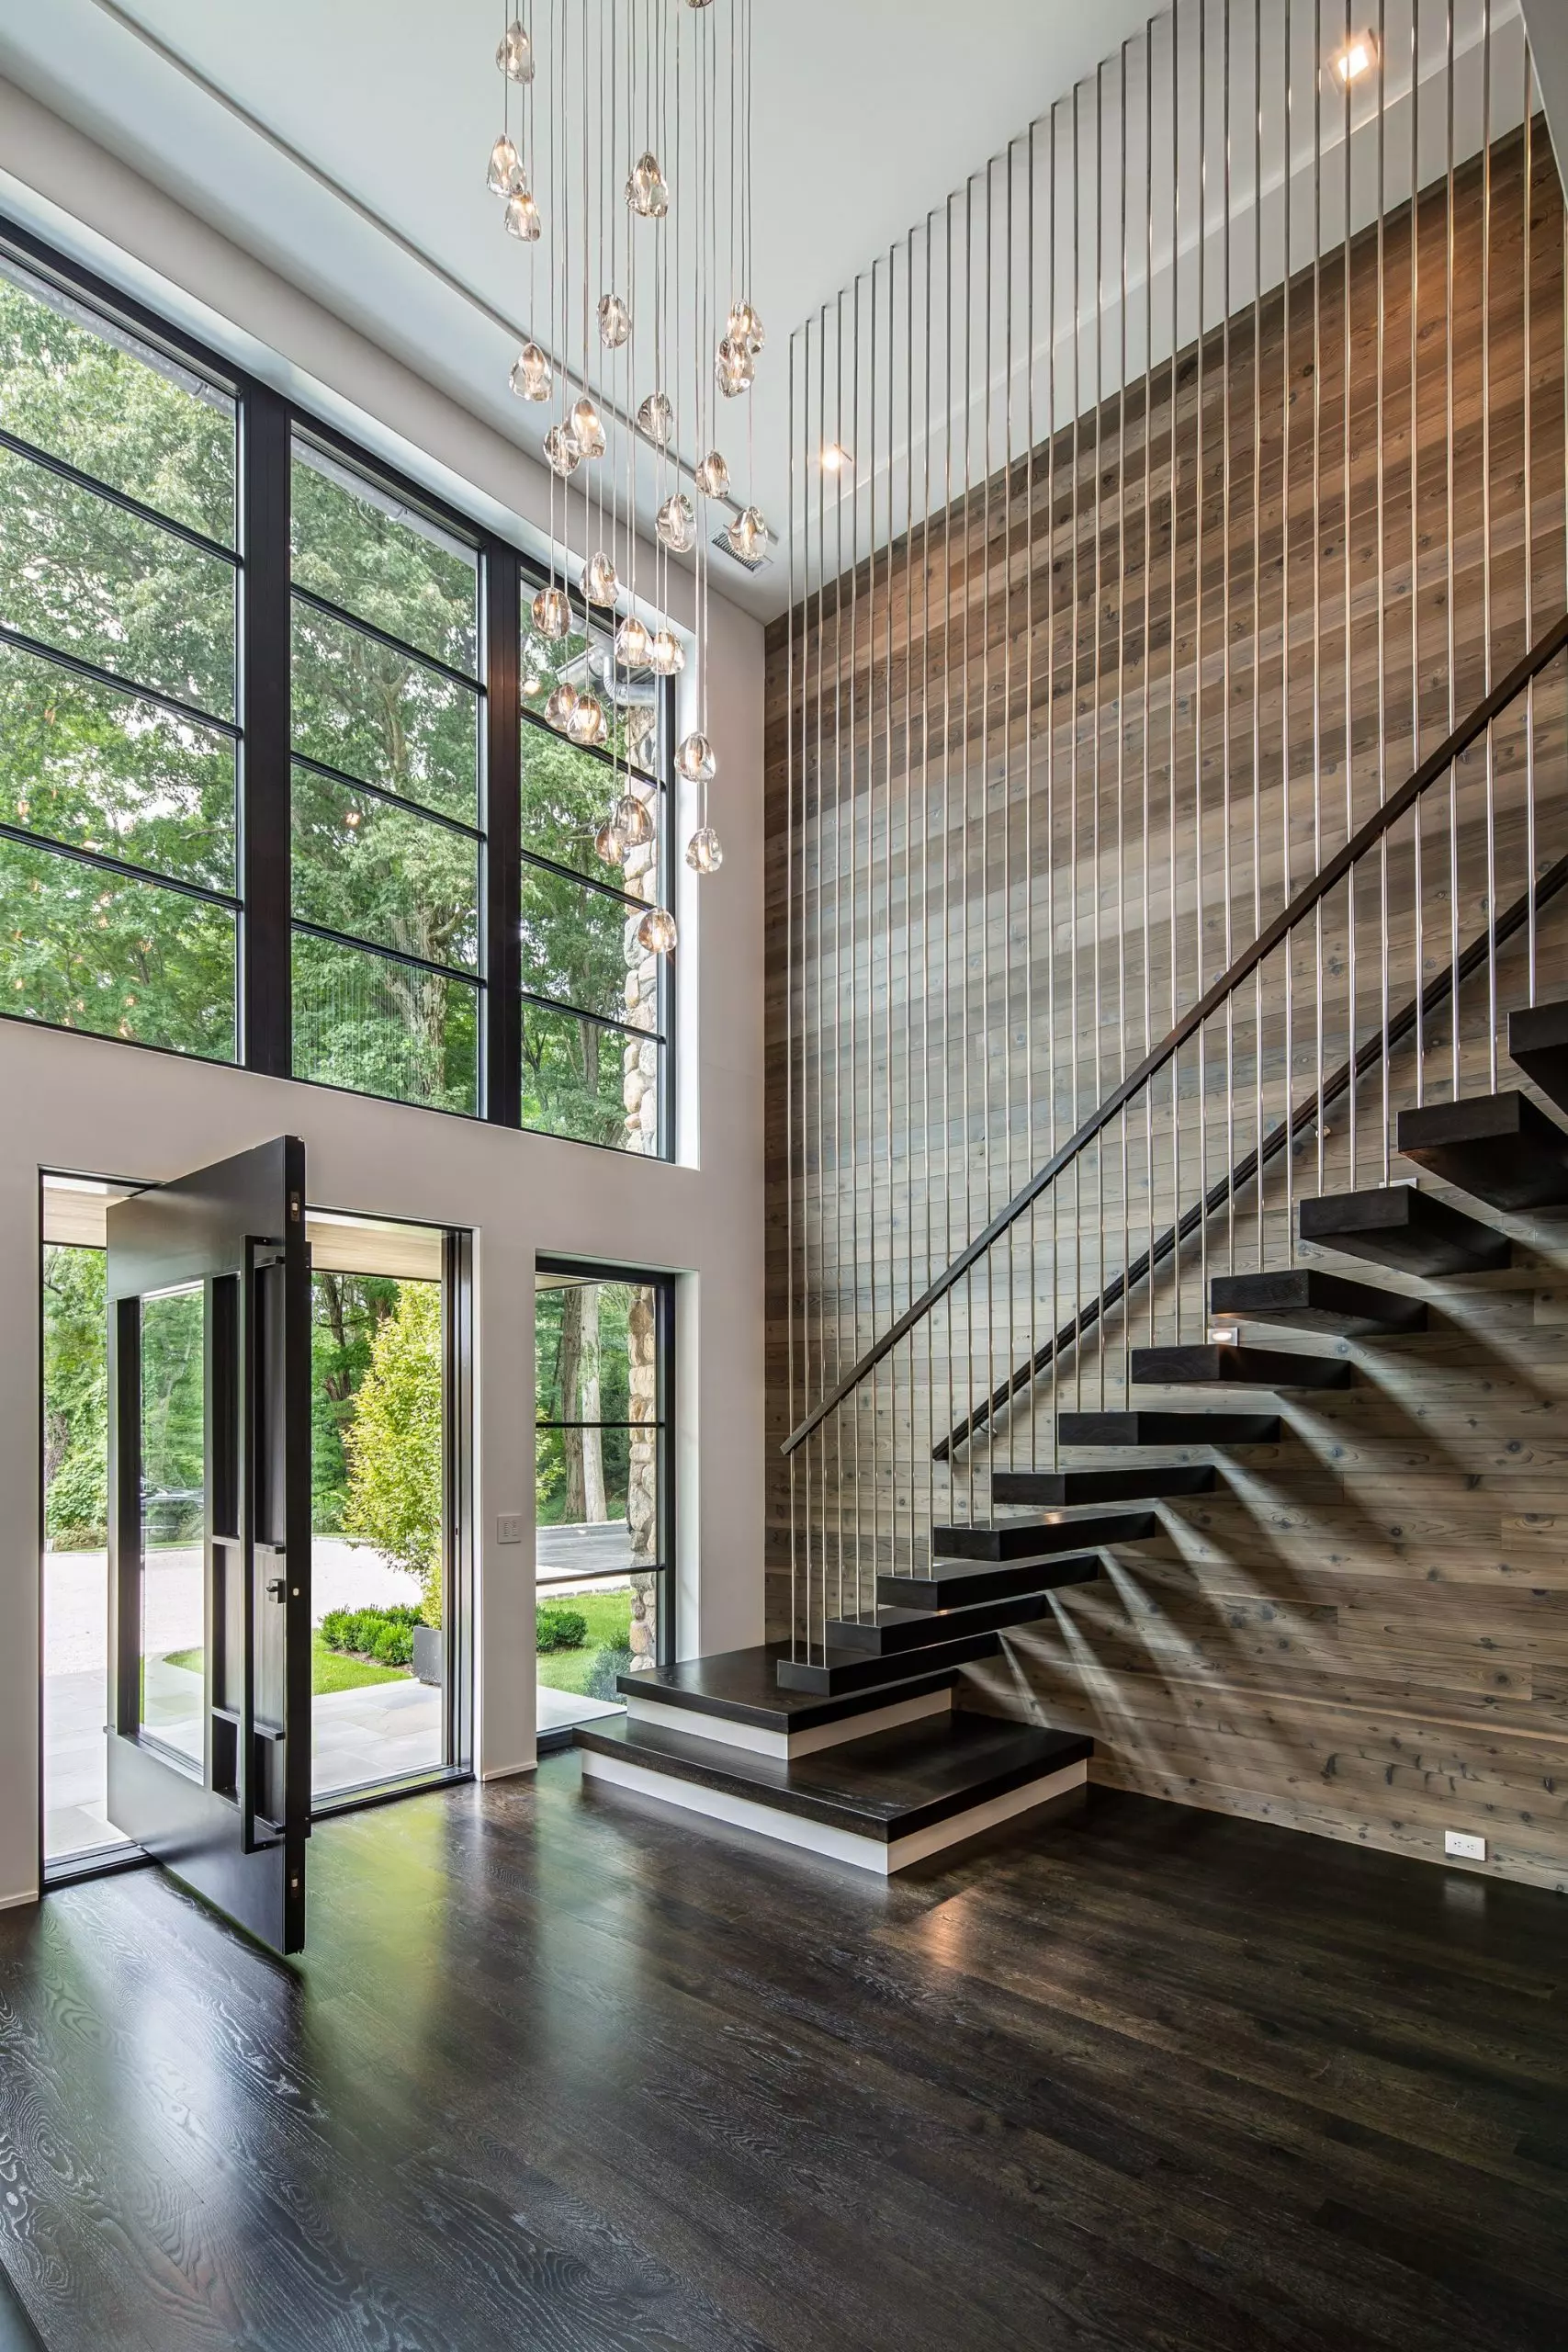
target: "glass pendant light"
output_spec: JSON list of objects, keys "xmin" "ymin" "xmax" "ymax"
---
[
  {"xmin": 504, "ymin": 184, "xmax": 543, "ymax": 242},
  {"xmin": 727, "ymin": 300, "xmax": 765, "ymax": 354},
  {"xmin": 721, "ymin": 504, "xmax": 768, "ymax": 563},
  {"xmin": 497, "ymin": 19, "xmax": 535, "ymax": 80},
  {"xmin": 615, "ymin": 614, "xmax": 652, "ymax": 667},
  {"xmin": 675, "ymin": 730, "xmax": 716, "ymax": 784},
  {"xmin": 714, "ymin": 336, "xmax": 755, "ymax": 398},
  {"xmin": 649, "ymin": 628, "xmax": 685, "ymax": 676},
  {"xmin": 487, "ymin": 132, "xmax": 523, "ymax": 197},
  {"xmin": 637, "ymin": 905, "xmax": 678, "ymax": 956},
  {"xmin": 544, "ymin": 681, "xmax": 579, "ymax": 731},
  {"xmin": 615, "ymin": 793, "xmax": 654, "ymax": 848},
  {"xmin": 656, "ymin": 492, "xmax": 696, "ymax": 553},
  {"xmin": 543, "ymin": 424, "xmax": 581, "ymax": 478},
  {"xmin": 685, "ymin": 826, "xmax": 723, "ymax": 874},
  {"xmin": 509, "ymin": 342, "xmax": 553, "ymax": 401},
  {"xmin": 594, "ymin": 814, "xmax": 626, "ymax": 865},
  {"xmin": 636, "ymin": 390, "xmax": 675, "ymax": 447},
  {"xmin": 569, "ymin": 396, "xmax": 606, "ymax": 458},
  {"xmin": 567, "ymin": 692, "xmax": 606, "ymax": 747},
  {"xmin": 584, "ymin": 550, "xmax": 619, "ymax": 605},
  {"xmin": 598, "ymin": 293, "xmax": 632, "ymax": 348},
  {"xmin": 694, "ymin": 449, "xmax": 730, "ymax": 498},
  {"xmin": 531, "ymin": 584, "xmax": 571, "ymax": 639},
  {"xmin": 626, "ymin": 152, "xmax": 670, "ymax": 217}
]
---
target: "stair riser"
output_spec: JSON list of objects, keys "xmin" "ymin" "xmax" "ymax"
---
[
  {"xmin": 625, "ymin": 1686, "xmax": 953, "ymax": 1760},
  {"xmin": 826, "ymin": 1593, "xmax": 1052, "ymax": 1656}
]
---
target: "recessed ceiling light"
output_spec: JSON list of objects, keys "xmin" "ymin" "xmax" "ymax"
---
[
  {"xmin": 819, "ymin": 441, "xmax": 854, "ymax": 475},
  {"xmin": 1332, "ymin": 29, "xmax": 1376, "ymax": 84}
]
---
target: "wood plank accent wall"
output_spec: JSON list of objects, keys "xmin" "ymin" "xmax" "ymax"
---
[{"xmin": 762, "ymin": 123, "xmax": 1568, "ymax": 1891}]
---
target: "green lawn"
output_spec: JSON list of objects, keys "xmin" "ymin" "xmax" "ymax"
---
[
  {"xmin": 164, "ymin": 1633, "xmax": 407, "ymax": 1697},
  {"xmin": 536, "ymin": 1587, "xmax": 633, "ymax": 1694}
]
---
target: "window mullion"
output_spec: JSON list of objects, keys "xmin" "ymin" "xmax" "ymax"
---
[
  {"xmin": 240, "ymin": 382, "xmax": 291, "ymax": 1078},
  {"xmin": 485, "ymin": 537, "xmax": 521, "ymax": 1126}
]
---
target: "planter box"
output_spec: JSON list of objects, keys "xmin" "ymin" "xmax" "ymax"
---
[{"xmin": 412, "ymin": 1623, "xmax": 445, "ymax": 1687}]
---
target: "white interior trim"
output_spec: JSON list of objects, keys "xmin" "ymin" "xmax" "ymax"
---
[{"xmin": 625, "ymin": 1683, "xmax": 953, "ymax": 1759}]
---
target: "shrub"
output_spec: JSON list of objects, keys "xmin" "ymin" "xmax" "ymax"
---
[
  {"xmin": 321, "ymin": 1602, "xmax": 422, "ymax": 1661},
  {"xmin": 584, "ymin": 1644, "xmax": 634, "ymax": 1701},
  {"xmin": 536, "ymin": 1603, "xmax": 588, "ymax": 1653}
]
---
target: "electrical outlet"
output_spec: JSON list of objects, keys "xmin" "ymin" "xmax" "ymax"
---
[
  {"xmin": 1444, "ymin": 1829, "xmax": 1486, "ymax": 1862},
  {"xmin": 496, "ymin": 1512, "xmax": 523, "ymax": 1545}
]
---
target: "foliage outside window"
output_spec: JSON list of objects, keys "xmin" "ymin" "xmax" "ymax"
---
[
  {"xmin": 0, "ymin": 252, "xmax": 239, "ymax": 1057},
  {"xmin": 0, "ymin": 226, "xmax": 677, "ymax": 1155}
]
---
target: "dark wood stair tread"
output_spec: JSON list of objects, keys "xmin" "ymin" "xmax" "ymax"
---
[
  {"xmin": 931, "ymin": 1511, "xmax": 1158, "ymax": 1561},
  {"xmin": 1507, "ymin": 1000, "xmax": 1568, "ymax": 1117},
  {"xmin": 1299, "ymin": 1184, "xmax": 1509, "ymax": 1274},
  {"xmin": 826, "ymin": 1592, "xmax": 1054, "ymax": 1654},
  {"xmin": 615, "ymin": 1642, "xmax": 958, "ymax": 1732},
  {"xmin": 876, "ymin": 1554, "xmax": 1102, "ymax": 1611},
  {"xmin": 1209, "ymin": 1267, "xmax": 1427, "ymax": 1337},
  {"xmin": 1057, "ymin": 1410, "xmax": 1280, "ymax": 1447},
  {"xmin": 1131, "ymin": 1343, "xmax": 1351, "ymax": 1390},
  {"xmin": 575, "ymin": 1710, "xmax": 1091, "ymax": 1840},
  {"xmin": 992, "ymin": 1464, "xmax": 1216, "ymax": 1506},
  {"xmin": 776, "ymin": 1630, "xmax": 1003, "ymax": 1696},
  {"xmin": 1397, "ymin": 1090, "xmax": 1568, "ymax": 1211}
]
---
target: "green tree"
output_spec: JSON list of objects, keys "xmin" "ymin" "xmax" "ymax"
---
[
  {"xmin": 311, "ymin": 1271, "xmax": 400, "ymax": 1532},
  {"xmin": 343, "ymin": 1282, "xmax": 444, "ymax": 1623},
  {"xmin": 42, "ymin": 1243, "xmax": 108, "ymax": 1548}
]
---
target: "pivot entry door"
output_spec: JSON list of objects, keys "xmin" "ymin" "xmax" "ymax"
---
[{"xmin": 105, "ymin": 1138, "xmax": 310, "ymax": 1954}]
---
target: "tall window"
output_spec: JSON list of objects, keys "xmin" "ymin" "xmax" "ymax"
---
[
  {"xmin": 0, "ymin": 251, "xmax": 240, "ymax": 1057},
  {"xmin": 289, "ymin": 438, "xmax": 484, "ymax": 1114},
  {"xmin": 0, "ymin": 220, "xmax": 679, "ymax": 1153},
  {"xmin": 519, "ymin": 620, "xmax": 671, "ymax": 1153}
]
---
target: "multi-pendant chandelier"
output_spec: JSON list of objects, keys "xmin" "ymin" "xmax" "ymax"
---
[{"xmin": 491, "ymin": 0, "xmax": 764, "ymax": 951}]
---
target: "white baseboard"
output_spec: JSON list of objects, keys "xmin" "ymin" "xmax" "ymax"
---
[
  {"xmin": 625, "ymin": 1682, "xmax": 952, "ymax": 1760},
  {"xmin": 579, "ymin": 1747, "xmax": 1088, "ymax": 1875}
]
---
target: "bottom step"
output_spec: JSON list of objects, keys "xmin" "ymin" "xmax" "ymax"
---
[{"xmin": 575, "ymin": 1711, "xmax": 1091, "ymax": 1875}]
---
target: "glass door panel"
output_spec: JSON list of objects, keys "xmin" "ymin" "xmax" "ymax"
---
[{"xmin": 138, "ymin": 1283, "xmax": 206, "ymax": 1769}]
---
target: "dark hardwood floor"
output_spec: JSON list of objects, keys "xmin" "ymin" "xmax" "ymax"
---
[{"xmin": 0, "ymin": 1761, "xmax": 1565, "ymax": 2351}]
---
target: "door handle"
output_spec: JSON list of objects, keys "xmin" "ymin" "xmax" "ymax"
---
[{"xmin": 265, "ymin": 1577, "xmax": 287, "ymax": 1600}]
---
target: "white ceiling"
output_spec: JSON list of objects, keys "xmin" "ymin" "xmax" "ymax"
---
[{"xmin": 0, "ymin": 0, "xmax": 1159, "ymax": 620}]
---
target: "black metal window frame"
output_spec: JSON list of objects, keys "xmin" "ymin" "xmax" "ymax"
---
[
  {"xmin": 0, "ymin": 211, "xmax": 677, "ymax": 1159},
  {"xmin": 533, "ymin": 1255, "xmax": 676, "ymax": 1753}
]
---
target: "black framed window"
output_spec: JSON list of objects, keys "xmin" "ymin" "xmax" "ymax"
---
[
  {"xmin": 0, "ymin": 244, "xmax": 241, "ymax": 1060},
  {"xmin": 288, "ymin": 435, "xmax": 485, "ymax": 1114},
  {"xmin": 534, "ymin": 1262, "xmax": 674, "ymax": 1744},
  {"xmin": 519, "ymin": 615, "xmax": 672, "ymax": 1155},
  {"xmin": 0, "ymin": 216, "xmax": 679, "ymax": 1154}
]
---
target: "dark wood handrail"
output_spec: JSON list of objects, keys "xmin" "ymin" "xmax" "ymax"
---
[{"xmin": 781, "ymin": 609, "xmax": 1568, "ymax": 1457}]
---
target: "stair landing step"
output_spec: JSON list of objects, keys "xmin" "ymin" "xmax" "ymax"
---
[
  {"xmin": 1508, "ymin": 1000, "xmax": 1568, "ymax": 1119},
  {"xmin": 776, "ymin": 1630, "xmax": 1003, "ymax": 1696},
  {"xmin": 1299, "ymin": 1184, "xmax": 1509, "ymax": 1274},
  {"xmin": 1057, "ymin": 1410, "xmax": 1280, "ymax": 1448},
  {"xmin": 1209, "ymin": 1267, "xmax": 1427, "ymax": 1337},
  {"xmin": 575, "ymin": 1709, "xmax": 1092, "ymax": 1873},
  {"xmin": 615, "ymin": 1643, "xmax": 958, "ymax": 1735},
  {"xmin": 931, "ymin": 1511, "xmax": 1157, "ymax": 1562},
  {"xmin": 1131, "ymin": 1343, "xmax": 1350, "ymax": 1390},
  {"xmin": 877, "ymin": 1554, "xmax": 1102, "ymax": 1611},
  {"xmin": 1397, "ymin": 1091, "xmax": 1568, "ymax": 1212}
]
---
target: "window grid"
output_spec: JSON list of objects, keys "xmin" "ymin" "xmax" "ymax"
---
[{"xmin": 0, "ymin": 214, "xmax": 678, "ymax": 1152}]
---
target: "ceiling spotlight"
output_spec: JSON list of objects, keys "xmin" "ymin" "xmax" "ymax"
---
[
  {"xmin": 1331, "ymin": 30, "xmax": 1376, "ymax": 84},
  {"xmin": 819, "ymin": 441, "xmax": 853, "ymax": 475}
]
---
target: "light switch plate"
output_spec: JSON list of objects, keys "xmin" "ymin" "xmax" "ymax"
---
[
  {"xmin": 1444, "ymin": 1829, "xmax": 1486, "ymax": 1862},
  {"xmin": 497, "ymin": 1512, "xmax": 523, "ymax": 1544}
]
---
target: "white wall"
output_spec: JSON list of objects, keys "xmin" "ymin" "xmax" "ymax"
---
[
  {"xmin": 0, "ymin": 84, "xmax": 766, "ymax": 1909},
  {"xmin": 1523, "ymin": 0, "xmax": 1568, "ymax": 201}
]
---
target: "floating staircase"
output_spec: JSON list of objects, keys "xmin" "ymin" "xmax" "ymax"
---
[
  {"xmin": 575, "ymin": 1645, "xmax": 1091, "ymax": 1874},
  {"xmin": 1129, "ymin": 1342, "xmax": 1352, "ymax": 1389},
  {"xmin": 1057, "ymin": 1409, "xmax": 1280, "ymax": 1446},
  {"xmin": 1209, "ymin": 1267, "xmax": 1427, "ymax": 1336},
  {"xmin": 991, "ymin": 1464, "xmax": 1216, "ymax": 1506}
]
